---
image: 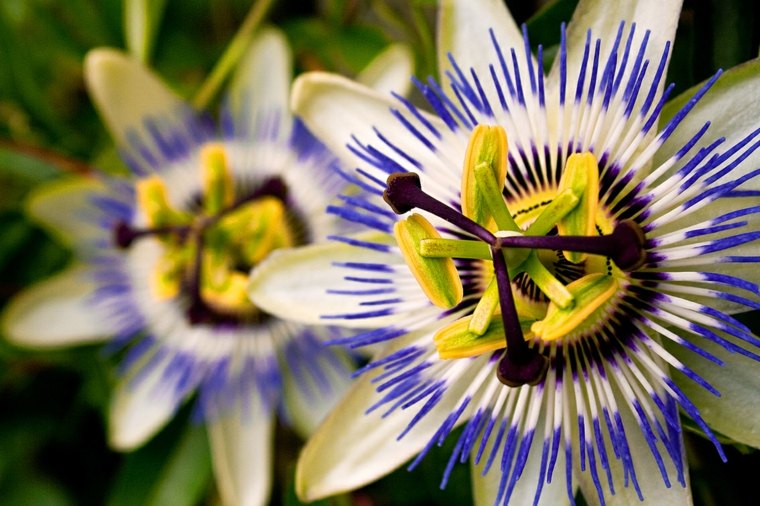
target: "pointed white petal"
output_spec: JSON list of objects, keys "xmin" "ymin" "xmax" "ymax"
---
[
  {"xmin": 208, "ymin": 401, "xmax": 274, "ymax": 506},
  {"xmin": 26, "ymin": 177, "xmax": 112, "ymax": 249},
  {"xmin": 291, "ymin": 71, "xmax": 447, "ymax": 169},
  {"xmin": 84, "ymin": 47, "xmax": 188, "ymax": 148},
  {"xmin": 438, "ymin": 0, "xmax": 532, "ymax": 107},
  {"xmin": 226, "ymin": 27, "xmax": 292, "ymax": 143},
  {"xmin": 281, "ymin": 343, "xmax": 354, "ymax": 439},
  {"xmin": 576, "ymin": 394, "xmax": 691, "ymax": 506},
  {"xmin": 357, "ymin": 43, "xmax": 414, "ymax": 98},
  {"xmin": 665, "ymin": 333, "xmax": 760, "ymax": 449},
  {"xmin": 651, "ymin": 58, "xmax": 760, "ymax": 232},
  {"xmin": 296, "ymin": 335, "xmax": 462, "ymax": 501},
  {"xmin": 248, "ymin": 236, "xmax": 402, "ymax": 329},
  {"xmin": 2, "ymin": 265, "xmax": 114, "ymax": 348},
  {"xmin": 472, "ymin": 412, "xmax": 572, "ymax": 506},
  {"xmin": 109, "ymin": 361, "xmax": 181, "ymax": 450},
  {"xmin": 547, "ymin": 0, "xmax": 682, "ymax": 98}
]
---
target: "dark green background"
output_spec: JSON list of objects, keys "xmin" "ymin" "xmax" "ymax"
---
[{"xmin": 0, "ymin": 0, "xmax": 758, "ymax": 504}]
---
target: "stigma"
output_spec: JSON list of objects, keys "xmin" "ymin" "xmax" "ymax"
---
[{"xmin": 383, "ymin": 125, "xmax": 646, "ymax": 386}]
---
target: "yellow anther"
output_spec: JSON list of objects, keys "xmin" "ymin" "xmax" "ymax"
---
[
  {"xmin": 394, "ymin": 213, "xmax": 463, "ymax": 309},
  {"xmin": 201, "ymin": 269, "xmax": 252, "ymax": 315},
  {"xmin": 461, "ymin": 125, "xmax": 508, "ymax": 228},
  {"xmin": 530, "ymin": 273, "xmax": 618, "ymax": 342},
  {"xmin": 201, "ymin": 143, "xmax": 234, "ymax": 215},
  {"xmin": 149, "ymin": 246, "xmax": 191, "ymax": 300},
  {"xmin": 136, "ymin": 175, "xmax": 189, "ymax": 228},
  {"xmin": 434, "ymin": 313, "xmax": 534, "ymax": 359},
  {"xmin": 220, "ymin": 197, "xmax": 295, "ymax": 266},
  {"xmin": 556, "ymin": 152, "xmax": 599, "ymax": 263},
  {"xmin": 468, "ymin": 277, "xmax": 500, "ymax": 335}
]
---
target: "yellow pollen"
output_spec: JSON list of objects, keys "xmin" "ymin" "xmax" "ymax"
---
[
  {"xmin": 201, "ymin": 143, "xmax": 235, "ymax": 215},
  {"xmin": 461, "ymin": 124, "xmax": 509, "ymax": 228},
  {"xmin": 434, "ymin": 313, "xmax": 534, "ymax": 359},
  {"xmin": 556, "ymin": 152, "xmax": 600, "ymax": 263},
  {"xmin": 394, "ymin": 213, "xmax": 463, "ymax": 309},
  {"xmin": 530, "ymin": 273, "xmax": 618, "ymax": 342}
]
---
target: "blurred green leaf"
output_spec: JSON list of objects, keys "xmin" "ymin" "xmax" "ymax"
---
[
  {"xmin": 108, "ymin": 419, "xmax": 212, "ymax": 506},
  {"xmin": 124, "ymin": 0, "xmax": 169, "ymax": 63}
]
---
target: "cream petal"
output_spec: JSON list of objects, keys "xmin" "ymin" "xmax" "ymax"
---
[
  {"xmin": 438, "ymin": 0, "xmax": 532, "ymax": 108},
  {"xmin": 296, "ymin": 333, "xmax": 468, "ymax": 501},
  {"xmin": 357, "ymin": 43, "xmax": 414, "ymax": 98},
  {"xmin": 290, "ymin": 71, "xmax": 448, "ymax": 171},
  {"xmin": 26, "ymin": 177, "xmax": 113, "ymax": 250},
  {"xmin": 109, "ymin": 360, "xmax": 182, "ymax": 450},
  {"xmin": 650, "ymin": 57, "xmax": 760, "ymax": 233},
  {"xmin": 2, "ymin": 265, "xmax": 114, "ymax": 348},
  {"xmin": 226, "ymin": 27, "xmax": 292, "ymax": 143},
  {"xmin": 547, "ymin": 0, "xmax": 682, "ymax": 101},
  {"xmin": 208, "ymin": 401, "xmax": 274, "ymax": 506},
  {"xmin": 575, "ymin": 393, "xmax": 691, "ymax": 506},
  {"xmin": 281, "ymin": 344, "xmax": 354, "ymax": 439},
  {"xmin": 84, "ymin": 47, "xmax": 189, "ymax": 148},
  {"xmin": 248, "ymin": 236, "xmax": 403, "ymax": 329},
  {"xmin": 471, "ymin": 412, "xmax": 572, "ymax": 506},
  {"xmin": 665, "ymin": 333, "xmax": 760, "ymax": 449}
]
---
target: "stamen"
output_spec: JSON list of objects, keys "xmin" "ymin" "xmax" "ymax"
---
[
  {"xmin": 469, "ymin": 277, "xmax": 500, "ymax": 335},
  {"xmin": 201, "ymin": 143, "xmax": 234, "ymax": 215},
  {"xmin": 135, "ymin": 175, "xmax": 190, "ymax": 228},
  {"xmin": 434, "ymin": 314, "xmax": 531, "ymax": 359},
  {"xmin": 522, "ymin": 251, "xmax": 574, "ymax": 308},
  {"xmin": 531, "ymin": 273, "xmax": 618, "ymax": 341},
  {"xmin": 524, "ymin": 188, "xmax": 580, "ymax": 236},
  {"xmin": 394, "ymin": 214, "xmax": 464, "ymax": 309},
  {"xmin": 496, "ymin": 220, "xmax": 646, "ymax": 271},
  {"xmin": 383, "ymin": 172, "xmax": 495, "ymax": 244},
  {"xmin": 473, "ymin": 161, "xmax": 519, "ymax": 231},
  {"xmin": 419, "ymin": 238, "xmax": 491, "ymax": 259},
  {"xmin": 460, "ymin": 125, "xmax": 511, "ymax": 228},
  {"xmin": 556, "ymin": 152, "xmax": 600, "ymax": 263}
]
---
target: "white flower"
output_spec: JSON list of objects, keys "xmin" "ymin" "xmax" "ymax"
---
[
  {"xmin": 1, "ymin": 28, "xmax": 412, "ymax": 506},
  {"xmin": 248, "ymin": 1, "xmax": 760, "ymax": 504}
]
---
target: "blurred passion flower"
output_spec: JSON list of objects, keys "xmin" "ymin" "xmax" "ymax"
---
[
  {"xmin": 2, "ymin": 29, "xmax": 412, "ymax": 505},
  {"xmin": 248, "ymin": 0, "xmax": 760, "ymax": 504}
]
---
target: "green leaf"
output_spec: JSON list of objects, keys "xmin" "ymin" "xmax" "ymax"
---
[
  {"xmin": 124, "ymin": 0, "xmax": 169, "ymax": 63},
  {"xmin": 108, "ymin": 419, "xmax": 212, "ymax": 506}
]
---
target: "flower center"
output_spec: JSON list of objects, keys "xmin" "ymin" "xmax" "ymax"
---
[
  {"xmin": 114, "ymin": 143, "xmax": 298, "ymax": 325},
  {"xmin": 383, "ymin": 125, "xmax": 646, "ymax": 387}
]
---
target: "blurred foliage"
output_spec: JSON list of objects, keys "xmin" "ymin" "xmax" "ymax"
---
[{"xmin": 0, "ymin": 0, "xmax": 759, "ymax": 505}]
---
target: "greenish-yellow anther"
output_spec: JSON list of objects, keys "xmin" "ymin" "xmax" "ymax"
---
[
  {"xmin": 531, "ymin": 273, "xmax": 618, "ymax": 341},
  {"xmin": 201, "ymin": 143, "xmax": 234, "ymax": 215},
  {"xmin": 394, "ymin": 213, "xmax": 463, "ymax": 309},
  {"xmin": 434, "ymin": 313, "xmax": 534, "ymax": 359},
  {"xmin": 556, "ymin": 152, "xmax": 599, "ymax": 263},
  {"xmin": 460, "ymin": 125, "xmax": 508, "ymax": 228}
]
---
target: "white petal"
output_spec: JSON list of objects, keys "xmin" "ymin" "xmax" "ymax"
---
[
  {"xmin": 357, "ymin": 43, "xmax": 414, "ymax": 98},
  {"xmin": 547, "ymin": 0, "xmax": 682, "ymax": 97},
  {"xmin": 281, "ymin": 344, "xmax": 354, "ymax": 439},
  {"xmin": 26, "ymin": 177, "xmax": 113, "ymax": 249},
  {"xmin": 248, "ymin": 236, "xmax": 402, "ymax": 329},
  {"xmin": 208, "ymin": 401, "xmax": 274, "ymax": 506},
  {"xmin": 2, "ymin": 265, "xmax": 114, "ymax": 348},
  {"xmin": 438, "ymin": 0, "xmax": 532, "ymax": 107},
  {"xmin": 84, "ymin": 47, "xmax": 188, "ymax": 148},
  {"xmin": 290, "ymin": 71, "xmax": 447, "ymax": 170},
  {"xmin": 296, "ymin": 334, "xmax": 463, "ymax": 501},
  {"xmin": 651, "ymin": 58, "xmax": 760, "ymax": 230},
  {"xmin": 226, "ymin": 27, "xmax": 292, "ymax": 143},
  {"xmin": 109, "ymin": 360, "xmax": 181, "ymax": 450},
  {"xmin": 576, "ymin": 394, "xmax": 692, "ymax": 506},
  {"xmin": 665, "ymin": 333, "xmax": 760, "ymax": 449},
  {"xmin": 471, "ymin": 412, "xmax": 572, "ymax": 506}
]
